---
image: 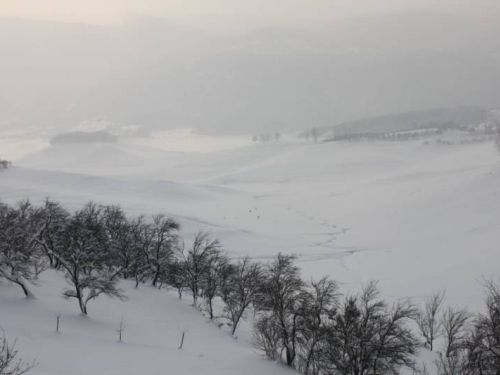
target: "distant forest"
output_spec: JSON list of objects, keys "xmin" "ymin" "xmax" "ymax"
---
[
  {"xmin": 332, "ymin": 107, "xmax": 491, "ymax": 136},
  {"xmin": 316, "ymin": 107, "xmax": 500, "ymax": 144}
]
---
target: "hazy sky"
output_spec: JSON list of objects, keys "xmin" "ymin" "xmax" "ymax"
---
[
  {"xmin": 2, "ymin": 0, "xmax": 499, "ymax": 25},
  {"xmin": 2, "ymin": 0, "xmax": 499, "ymax": 136}
]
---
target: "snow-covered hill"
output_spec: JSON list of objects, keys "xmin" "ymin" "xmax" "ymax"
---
[
  {"xmin": 5, "ymin": 140, "xmax": 500, "ymax": 305},
  {"xmin": 1, "ymin": 139, "xmax": 500, "ymax": 374},
  {"xmin": 0, "ymin": 270, "xmax": 294, "ymax": 375}
]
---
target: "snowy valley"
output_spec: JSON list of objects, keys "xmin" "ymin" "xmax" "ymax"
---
[{"xmin": 1, "ymin": 136, "xmax": 499, "ymax": 374}]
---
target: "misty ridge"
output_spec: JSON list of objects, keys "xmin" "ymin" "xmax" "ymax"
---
[
  {"xmin": 50, "ymin": 131, "xmax": 118, "ymax": 145},
  {"xmin": 1, "ymin": 11, "xmax": 500, "ymax": 136}
]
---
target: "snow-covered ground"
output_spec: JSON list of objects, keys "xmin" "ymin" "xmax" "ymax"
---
[
  {"xmin": 1, "ymin": 137, "xmax": 499, "ymax": 374},
  {"xmin": 0, "ymin": 270, "xmax": 294, "ymax": 375}
]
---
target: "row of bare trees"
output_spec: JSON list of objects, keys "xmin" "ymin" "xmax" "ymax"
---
[
  {"xmin": 252, "ymin": 254, "xmax": 419, "ymax": 374},
  {"xmin": 1, "ymin": 200, "xmax": 129, "ymax": 314},
  {"xmin": 255, "ymin": 258, "xmax": 500, "ymax": 375},
  {"xmin": 252, "ymin": 256, "xmax": 500, "ymax": 375},
  {"xmin": 415, "ymin": 285, "xmax": 500, "ymax": 375},
  {"xmin": 0, "ymin": 199, "xmax": 262, "ymax": 337},
  {"xmin": 252, "ymin": 133, "xmax": 281, "ymax": 143},
  {"xmin": 1, "ymin": 199, "xmax": 499, "ymax": 375}
]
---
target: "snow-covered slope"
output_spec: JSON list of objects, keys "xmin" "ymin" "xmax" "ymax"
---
[
  {"xmin": 0, "ymin": 271, "xmax": 293, "ymax": 375},
  {"xmin": 5, "ymin": 140, "xmax": 500, "ymax": 309},
  {"xmin": 1, "ymin": 139, "xmax": 499, "ymax": 374}
]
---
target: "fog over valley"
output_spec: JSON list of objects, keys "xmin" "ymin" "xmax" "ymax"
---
[{"xmin": 1, "ymin": 7, "xmax": 500, "ymax": 136}]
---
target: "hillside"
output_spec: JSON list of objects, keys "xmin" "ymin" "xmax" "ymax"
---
[
  {"xmin": 330, "ymin": 106, "xmax": 491, "ymax": 137},
  {"xmin": 0, "ymin": 270, "xmax": 294, "ymax": 375},
  {"xmin": 1, "ymin": 139, "xmax": 500, "ymax": 374},
  {"xmin": 3, "ymin": 140, "xmax": 499, "ymax": 309}
]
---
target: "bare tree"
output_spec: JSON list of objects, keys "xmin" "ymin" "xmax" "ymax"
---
[
  {"xmin": 436, "ymin": 307, "xmax": 471, "ymax": 375},
  {"xmin": 37, "ymin": 199, "xmax": 70, "ymax": 269},
  {"xmin": 308, "ymin": 277, "xmax": 340, "ymax": 326},
  {"xmin": 297, "ymin": 277, "xmax": 339, "ymax": 375},
  {"xmin": 442, "ymin": 307, "xmax": 471, "ymax": 358},
  {"xmin": 163, "ymin": 259, "xmax": 186, "ymax": 299},
  {"xmin": 254, "ymin": 253, "xmax": 306, "ymax": 367},
  {"xmin": 101, "ymin": 205, "xmax": 132, "ymax": 278},
  {"xmin": 221, "ymin": 257, "xmax": 262, "ymax": 335},
  {"xmin": 0, "ymin": 201, "xmax": 47, "ymax": 298},
  {"xmin": 201, "ymin": 252, "xmax": 229, "ymax": 320},
  {"xmin": 0, "ymin": 331, "xmax": 36, "ymax": 375},
  {"xmin": 119, "ymin": 214, "xmax": 180, "ymax": 288},
  {"xmin": 125, "ymin": 216, "xmax": 152, "ymax": 287},
  {"xmin": 50, "ymin": 202, "xmax": 126, "ymax": 315},
  {"xmin": 177, "ymin": 232, "xmax": 222, "ymax": 306},
  {"xmin": 147, "ymin": 214, "xmax": 180, "ymax": 287},
  {"xmin": 253, "ymin": 315, "xmax": 282, "ymax": 361},
  {"xmin": 417, "ymin": 290, "xmax": 446, "ymax": 351},
  {"xmin": 320, "ymin": 281, "xmax": 419, "ymax": 375},
  {"xmin": 470, "ymin": 278, "xmax": 500, "ymax": 374}
]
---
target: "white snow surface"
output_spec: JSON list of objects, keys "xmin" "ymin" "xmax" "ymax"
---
[
  {"xmin": 1, "ymin": 138, "xmax": 500, "ymax": 374},
  {"xmin": 0, "ymin": 271, "xmax": 294, "ymax": 375}
]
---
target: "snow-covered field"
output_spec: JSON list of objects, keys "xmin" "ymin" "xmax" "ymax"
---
[
  {"xmin": 1, "ymin": 137, "xmax": 499, "ymax": 374},
  {"xmin": 0, "ymin": 271, "xmax": 294, "ymax": 375}
]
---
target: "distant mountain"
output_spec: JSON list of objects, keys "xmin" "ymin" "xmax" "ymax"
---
[
  {"xmin": 51, "ymin": 131, "xmax": 118, "ymax": 145},
  {"xmin": 1, "ymin": 13, "xmax": 500, "ymax": 135},
  {"xmin": 329, "ymin": 107, "xmax": 491, "ymax": 137}
]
